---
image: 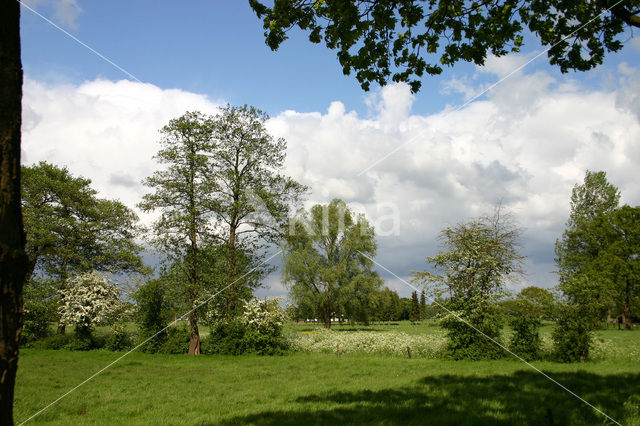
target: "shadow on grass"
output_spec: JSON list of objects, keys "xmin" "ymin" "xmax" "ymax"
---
[{"xmin": 214, "ymin": 371, "xmax": 640, "ymax": 425}]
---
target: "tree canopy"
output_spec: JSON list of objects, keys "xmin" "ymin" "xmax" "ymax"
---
[
  {"xmin": 139, "ymin": 111, "xmax": 219, "ymax": 355},
  {"xmin": 589, "ymin": 205, "xmax": 640, "ymax": 329},
  {"xmin": 140, "ymin": 106, "xmax": 305, "ymax": 352},
  {"xmin": 415, "ymin": 208, "xmax": 524, "ymax": 300},
  {"xmin": 205, "ymin": 104, "xmax": 307, "ymax": 317},
  {"xmin": 283, "ymin": 199, "xmax": 382, "ymax": 328},
  {"xmin": 250, "ymin": 0, "xmax": 639, "ymax": 92},
  {"xmin": 414, "ymin": 208, "xmax": 524, "ymax": 358},
  {"xmin": 555, "ymin": 170, "xmax": 621, "ymax": 322},
  {"xmin": 21, "ymin": 161, "xmax": 145, "ymax": 282}
]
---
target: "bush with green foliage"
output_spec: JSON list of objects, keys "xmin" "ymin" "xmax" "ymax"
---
[
  {"xmin": 29, "ymin": 333, "xmax": 71, "ymax": 350},
  {"xmin": 441, "ymin": 297, "xmax": 504, "ymax": 360},
  {"xmin": 20, "ymin": 278, "xmax": 58, "ymax": 345},
  {"xmin": 134, "ymin": 279, "xmax": 172, "ymax": 353},
  {"xmin": 553, "ymin": 303, "xmax": 594, "ymax": 362},
  {"xmin": 21, "ymin": 305, "xmax": 52, "ymax": 345},
  {"xmin": 508, "ymin": 301, "xmax": 542, "ymax": 361},
  {"xmin": 157, "ymin": 326, "xmax": 191, "ymax": 354},
  {"xmin": 105, "ymin": 324, "xmax": 134, "ymax": 351},
  {"xmin": 204, "ymin": 298, "xmax": 287, "ymax": 355}
]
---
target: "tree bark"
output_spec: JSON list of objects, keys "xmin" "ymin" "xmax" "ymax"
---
[
  {"xmin": 225, "ymin": 218, "xmax": 237, "ymax": 319},
  {"xmin": 187, "ymin": 250, "xmax": 200, "ymax": 355},
  {"xmin": 323, "ymin": 306, "xmax": 331, "ymax": 329},
  {"xmin": 56, "ymin": 257, "xmax": 69, "ymax": 335},
  {"xmin": 0, "ymin": 2, "xmax": 27, "ymax": 424},
  {"xmin": 188, "ymin": 313, "xmax": 200, "ymax": 355}
]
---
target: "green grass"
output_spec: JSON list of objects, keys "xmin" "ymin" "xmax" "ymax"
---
[
  {"xmin": 15, "ymin": 349, "xmax": 640, "ymax": 425},
  {"xmin": 15, "ymin": 322, "xmax": 640, "ymax": 424}
]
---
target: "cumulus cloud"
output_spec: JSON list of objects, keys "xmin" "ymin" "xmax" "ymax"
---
[
  {"xmin": 22, "ymin": 78, "xmax": 222, "ymax": 224},
  {"xmin": 21, "ymin": 63, "xmax": 640, "ymax": 295}
]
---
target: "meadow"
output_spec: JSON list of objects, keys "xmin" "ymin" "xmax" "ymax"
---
[{"xmin": 14, "ymin": 322, "xmax": 640, "ymax": 425}]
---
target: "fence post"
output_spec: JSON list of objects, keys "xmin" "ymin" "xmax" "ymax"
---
[{"xmin": 407, "ymin": 346, "xmax": 412, "ymax": 359}]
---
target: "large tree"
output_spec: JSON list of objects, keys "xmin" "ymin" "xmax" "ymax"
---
[
  {"xmin": 376, "ymin": 287, "xmax": 402, "ymax": 322},
  {"xmin": 555, "ymin": 170, "xmax": 620, "ymax": 322},
  {"xmin": 139, "ymin": 111, "xmax": 217, "ymax": 355},
  {"xmin": 207, "ymin": 105, "xmax": 306, "ymax": 318},
  {"xmin": 414, "ymin": 208, "xmax": 524, "ymax": 358},
  {"xmin": 21, "ymin": 162, "xmax": 145, "ymax": 333},
  {"xmin": 0, "ymin": 2, "xmax": 28, "ymax": 423},
  {"xmin": 283, "ymin": 199, "xmax": 382, "ymax": 329},
  {"xmin": 250, "ymin": 0, "xmax": 640, "ymax": 92},
  {"xmin": 590, "ymin": 205, "xmax": 640, "ymax": 330},
  {"xmin": 516, "ymin": 286, "xmax": 555, "ymax": 321},
  {"xmin": 22, "ymin": 162, "xmax": 144, "ymax": 280}
]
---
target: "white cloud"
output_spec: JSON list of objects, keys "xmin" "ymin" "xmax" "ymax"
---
[
  {"xmin": 22, "ymin": 66, "xmax": 640, "ymax": 295},
  {"xmin": 22, "ymin": 77, "xmax": 222, "ymax": 224},
  {"xmin": 26, "ymin": 0, "xmax": 83, "ymax": 28},
  {"xmin": 478, "ymin": 53, "xmax": 536, "ymax": 78}
]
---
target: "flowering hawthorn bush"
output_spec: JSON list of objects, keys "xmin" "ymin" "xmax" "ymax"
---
[
  {"xmin": 204, "ymin": 297, "xmax": 287, "ymax": 355},
  {"xmin": 241, "ymin": 297, "xmax": 286, "ymax": 334},
  {"xmin": 59, "ymin": 271, "xmax": 123, "ymax": 335}
]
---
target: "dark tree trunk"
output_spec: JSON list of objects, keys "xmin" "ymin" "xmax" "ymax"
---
[
  {"xmin": 56, "ymin": 256, "xmax": 69, "ymax": 334},
  {"xmin": 0, "ymin": 2, "xmax": 27, "ymax": 425},
  {"xmin": 187, "ymin": 249, "xmax": 200, "ymax": 355},
  {"xmin": 226, "ymin": 221, "xmax": 237, "ymax": 319},
  {"xmin": 188, "ymin": 313, "xmax": 200, "ymax": 355},
  {"xmin": 323, "ymin": 306, "xmax": 331, "ymax": 329}
]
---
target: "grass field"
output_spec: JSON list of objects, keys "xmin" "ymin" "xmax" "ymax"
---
[{"xmin": 14, "ymin": 323, "xmax": 640, "ymax": 425}]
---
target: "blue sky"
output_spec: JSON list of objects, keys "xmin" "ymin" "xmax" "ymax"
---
[
  {"xmin": 23, "ymin": 0, "xmax": 638, "ymax": 117},
  {"xmin": 19, "ymin": 0, "xmax": 640, "ymax": 297}
]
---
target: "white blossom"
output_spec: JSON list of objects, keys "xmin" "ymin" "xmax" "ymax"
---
[{"xmin": 59, "ymin": 271, "xmax": 123, "ymax": 328}]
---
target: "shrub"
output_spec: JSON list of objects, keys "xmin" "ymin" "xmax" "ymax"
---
[
  {"xmin": 21, "ymin": 306, "xmax": 52, "ymax": 345},
  {"xmin": 203, "ymin": 320, "xmax": 250, "ymax": 355},
  {"xmin": 204, "ymin": 298, "xmax": 287, "ymax": 355},
  {"xmin": 134, "ymin": 279, "xmax": 171, "ymax": 353},
  {"xmin": 67, "ymin": 335, "xmax": 95, "ymax": 351},
  {"xmin": 157, "ymin": 326, "xmax": 190, "ymax": 354},
  {"xmin": 59, "ymin": 271, "xmax": 123, "ymax": 330},
  {"xmin": 21, "ymin": 278, "xmax": 58, "ymax": 345},
  {"xmin": 30, "ymin": 333, "xmax": 71, "ymax": 350},
  {"xmin": 508, "ymin": 301, "xmax": 542, "ymax": 361},
  {"xmin": 65, "ymin": 326, "xmax": 107, "ymax": 351},
  {"xmin": 105, "ymin": 324, "xmax": 134, "ymax": 351},
  {"xmin": 441, "ymin": 298, "xmax": 504, "ymax": 360},
  {"xmin": 553, "ymin": 303, "xmax": 593, "ymax": 362}
]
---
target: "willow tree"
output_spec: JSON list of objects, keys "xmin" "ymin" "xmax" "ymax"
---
[
  {"xmin": 139, "ymin": 111, "xmax": 216, "ymax": 355},
  {"xmin": 207, "ymin": 105, "xmax": 306, "ymax": 318},
  {"xmin": 283, "ymin": 199, "xmax": 382, "ymax": 329}
]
